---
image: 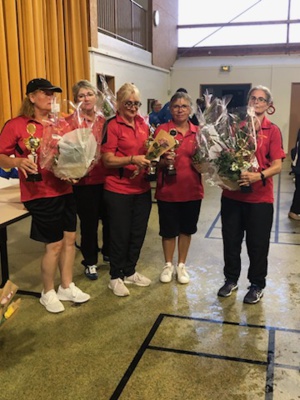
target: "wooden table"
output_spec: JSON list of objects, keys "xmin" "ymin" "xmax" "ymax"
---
[{"xmin": 0, "ymin": 184, "xmax": 38, "ymax": 297}]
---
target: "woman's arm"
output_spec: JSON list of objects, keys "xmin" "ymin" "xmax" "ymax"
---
[{"xmin": 102, "ymin": 152, "xmax": 150, "ymax": 169}]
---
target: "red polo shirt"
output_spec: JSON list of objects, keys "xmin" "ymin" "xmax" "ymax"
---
[
  {"xmin": 154, "ymin": 121, "xmax": 204, "ymax": 202},
  {"xmin": 101, "ymin": 113, "xmax": 151, "ymax": 194},
  {"xmin": 0, "ymin": 116, "xmax": 72, "ymax": 202},
  {"xmin": 222, "ymin": 117, "xmax": 286, "ymax": 203}
]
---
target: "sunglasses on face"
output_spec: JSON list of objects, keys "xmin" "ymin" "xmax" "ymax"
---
[{"xmin": 40, "ymin": 90, "xmax": 56, "ymax": 96}]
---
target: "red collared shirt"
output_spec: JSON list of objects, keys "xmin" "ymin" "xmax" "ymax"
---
[
  {"xmin": 222, "ymin": 116, "xmax": 286, "ymax": 203},
  {"xmin": 0, "ymin": 115, "xmax": 72, "ymax": 202},
  {"xmin": 154, "ymin": 121, "xmax": 204, "ymax": 202},
  {"xmin": 101, "ymin": 113, "xmax": 151, "ymax": 194}
]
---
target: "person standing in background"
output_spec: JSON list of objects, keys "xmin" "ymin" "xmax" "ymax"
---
[
  {"xmin": 288, "ymin": 129, "xmax": 300, "ymax": 221},
  {"xmin": 0, "ymin": 78, "xmax": 90, "ymax": 313},
  {"xmin": 218, "ymin": 85, "xmax": 285, "ymax": 304},
  {"xmin": 102, "ymin": 83, "xmax": 152, "ymax": 297},
  {"xmin": 68, "ymin": 80, "xmax": 110, "ymax": 281}
]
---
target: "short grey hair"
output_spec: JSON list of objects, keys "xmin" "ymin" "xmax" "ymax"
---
[{"xmin": 247, "ymin": 85, "xmax": 273, "ymax": 104}]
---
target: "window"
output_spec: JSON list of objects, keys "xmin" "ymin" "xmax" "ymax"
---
[{"xmin": 178, "ymin": 0, "xmax": 300, "ymax": 55}]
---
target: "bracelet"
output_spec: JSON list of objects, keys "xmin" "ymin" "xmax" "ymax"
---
[
  {"xmin": 260, "ymin": 171, "xmax": 266, "ymax": 186},
  {"xmin": 130, "ymin": 155, "xmax": 134, "ymax": 165}
]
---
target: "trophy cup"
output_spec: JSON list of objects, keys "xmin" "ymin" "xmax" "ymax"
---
[
  {"xmin": 166, "ymin": 129, "xmax": 179, "ymax": 176},
  {"xmin": 24, "ymin": 123, "xmax": 42, "ymax": 182},
  {"xmin": 144, "ymin": 126, "xmax": 158, "ymax": 182}
]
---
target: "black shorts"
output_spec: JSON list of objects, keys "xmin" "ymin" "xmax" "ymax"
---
[
  {"xmin": 24, "ymin": 194, "xmax": 77, "ymax": 243},
  {"xmin": 157, "ymin": 200, "xmax": 202, "ymax": 238}
]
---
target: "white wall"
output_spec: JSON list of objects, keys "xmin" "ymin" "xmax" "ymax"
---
[
  {"xmin": 171, "ymin": 55, "xmax": 300, "ymax": 151},
  {"xmin": 89, "ymin": 34, "xmax": 171, "ymax": 116}
]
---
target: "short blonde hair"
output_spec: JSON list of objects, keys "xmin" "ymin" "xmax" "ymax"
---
[
  {"xmin": 116, "ymin": 83, "xmax": 140, "ymax": 109},
  {"xmin": 72, "ymin": 80, "xmax": 98, "ymax": 103}
]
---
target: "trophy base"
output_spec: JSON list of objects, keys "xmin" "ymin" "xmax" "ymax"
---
[
  {"xmin": 26, "ymin": 173, "xmax": 42, "ymax": 182},
  {"xmin": 241, "ymin": 185, "xmax": 252, "ymax": 193},
  {"xmin": 145, "ymin": 174, "xmax": 157, "ymax": 182},
  {"xmin": 166, "ymin": 169, "xmax": 177, "ymax": 176}
]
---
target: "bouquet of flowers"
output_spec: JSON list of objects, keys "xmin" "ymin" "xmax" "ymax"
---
[
  {"xmin": 40, "ymin": 98, "xmax": 105, "ymax": 180},
  {"xmin": 131, "ymin": 129, "xmax": 177, "ymax": 179},
  {"xmin": 193, "ymin": 93, "xmax": 259, "ymax": 190},
  {"xmin": 0, "ymin": 280, "xmax": 21, "ymax": 328}
]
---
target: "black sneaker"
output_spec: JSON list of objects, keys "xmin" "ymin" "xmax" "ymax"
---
[
  {"xmin": 243, "ymin": 285, "xmax": 263, "ymax": 304},
  {"xmin": 218, "ymin": 281, "xmax": 238, "ymax": 297},
  {"xmin": 103, "ymin": 255, "xmax": 110, "ymax": 263},
  {"xmin": 84, "ymin": 265, "xmax": 98, "ymax": 280}
]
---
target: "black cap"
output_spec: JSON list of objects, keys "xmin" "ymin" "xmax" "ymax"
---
[{"xmin": 26, "ymin": 78, "xmax": 62, "ymax": 95}]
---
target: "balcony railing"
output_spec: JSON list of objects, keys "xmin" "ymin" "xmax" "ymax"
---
[{"xmin": 98, "ymin": 0, "xmax": 149, "ymax": 50}]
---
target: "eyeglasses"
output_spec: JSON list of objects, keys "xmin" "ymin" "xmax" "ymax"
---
[
  {"xmin": 124, "ymin": 101, "xmax": 142, "ymax": 109},
  {"xmin": 171, "ymin": 104, "xmax": 190, "ymax": 111},
  {"xmin": 77, "ymin": 92, "xmax": 95, "ymax": 100},
  {"xmin": 249, "ymin": 96, "xmax": 267, "ymax": 103}
]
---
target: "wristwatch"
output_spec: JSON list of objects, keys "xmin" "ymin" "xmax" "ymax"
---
[{"xmin": 260, "ymin": 171, "xmax": 266, "ymax": 186}]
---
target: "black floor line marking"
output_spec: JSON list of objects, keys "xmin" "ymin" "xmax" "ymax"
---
[{"xmin": 109, "ymin": 313, "xmax": 300, "ymax": 398}]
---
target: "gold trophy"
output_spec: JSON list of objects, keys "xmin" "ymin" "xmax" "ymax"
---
[
  {"xmin": 24, "ymin": 123, "xmax": 42, "ymax": 182},
  {"xmin": 166, "ymin": 129, "xmax": 180, "ymax": 176}
]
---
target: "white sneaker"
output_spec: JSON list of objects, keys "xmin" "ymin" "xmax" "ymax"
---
[
  {"xmin": 40, "ymin": 289, "xmax": 65, "ymax": 313},
  {"xmin": 108, "ymin": 278, "xmax": 130, "ymax": 296},
  {"xmin": 124, "ymin": 272, "xmax": 151, "ymax": 287},
  {"xmin": 57, "ymin": 282, "xmax": 90, "ymax": 303},
  {"xmin": 160, "ymin": 262, "xmax": 174, "ymax": 283},
  {"xmin": 176, "ymin": 263, "xmax": 190, "ymax": 284}
]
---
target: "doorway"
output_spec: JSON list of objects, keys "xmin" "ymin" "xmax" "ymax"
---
[
  {"xmin": 200, "ymin": 84, "xmax": 251, "ymax": 111},
  {"xmin": 288, "ymin": 83, "xmax": 300, "ymax": 152}
]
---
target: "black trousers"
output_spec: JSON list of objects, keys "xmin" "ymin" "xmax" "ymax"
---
[
  {"xmin": 290, "ymin": 174, "xmax": 300, "ymax": 214},
  {"xmin": 221, "ymin": 196, "xmax": 273, "ymax": 289},
  {"xmin": 73, "ymin": 184, "xmax": 109, "ymax": 267},
  {"xmin": 104, "ymin": 189, "xmax": 152, "ymax": 279}
]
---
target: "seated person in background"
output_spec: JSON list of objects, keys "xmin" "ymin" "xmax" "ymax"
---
[{"xmin": 149, "ymin": 99, "xmax": 162, "ymax": 127}]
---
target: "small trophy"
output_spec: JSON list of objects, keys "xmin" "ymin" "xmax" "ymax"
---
[
  {"xmin": 24, "ymin": 123, "xmax": 42, "ymax": 182},
  {"xmin": 166, "ymin": 129, "xmax": 179, "ymax": 176},
  {"xmin": 145, "ymin": 126, "xmax": 158, "ymax": 182}
]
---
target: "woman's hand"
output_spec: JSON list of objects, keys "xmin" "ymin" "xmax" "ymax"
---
[
  {"xmin": 16, "ymin": 158, "xmax": 38, "ymax": 179},
  {"xmin": 238, "ymin": 171, "xmax": 261, "ymax": 186},
  {"xmin": 131, "ymin": 155, "xmax": 150, "ymax": 169}
]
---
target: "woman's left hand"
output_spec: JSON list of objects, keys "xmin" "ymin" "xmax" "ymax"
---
[{"xmin": 238, "ymin": 171, "xmax": 261, "ymax": 186}]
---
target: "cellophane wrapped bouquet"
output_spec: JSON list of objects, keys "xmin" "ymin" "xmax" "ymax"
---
[
  {"xmin": 192, "ymin": 93, "xmax": 259, "ymax": 190},
  {"xmin": 98, "ymin": 74, "xmax": 117, "ymax": 118},
  {"xmin": 40, "ymin": 98, "xmax": 105, "ymax": 180},
  {"xmin": 0, "ymin": 280, "xmax": 21, "ymax": 328}
]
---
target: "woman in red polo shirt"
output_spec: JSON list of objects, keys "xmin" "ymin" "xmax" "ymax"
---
[
  {"xmin": 68, "ymin": 80, "xmax": 109, "ymax": 281},
  {"xmin": 0, "ymin": 78, "xmax": 90, "ymax": 313},
  {"xmin": 101, "ymin": 83, "xmax": 152, "ymax": 297},
  {"xmin": 217, "ymin": 85, "xmax": 285, "ymax": 304},
  {"xmin": 154, "ymin": 91, "xmax": 204, "ymax": 284}
]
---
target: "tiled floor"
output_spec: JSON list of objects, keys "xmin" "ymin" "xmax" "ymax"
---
[{"xmin": 1, "ymin": 159, "xmax": 300, "ymax": 400}]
